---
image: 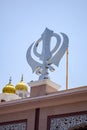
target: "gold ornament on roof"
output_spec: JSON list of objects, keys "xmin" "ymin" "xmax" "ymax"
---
[
  {"xmin": 15, "ymin": 75, "xmax": 28, "ymax": 91},
  {"xmin": 2, "ymin": 77, "xmax": 16, "ymax": 94}
]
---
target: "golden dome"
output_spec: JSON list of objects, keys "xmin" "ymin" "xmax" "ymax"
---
[
  {"xmin": 2, "ymin": 77, "xmax": 16, "ymax": 94},
  {"xmin": 15, "ymin": 75, "xmax": 28, "ymax": 91}
]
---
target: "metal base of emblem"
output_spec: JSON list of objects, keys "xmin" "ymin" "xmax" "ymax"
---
[{"xmin": 39, "ymin": 74, "xmax": 49, "ymax": 80}]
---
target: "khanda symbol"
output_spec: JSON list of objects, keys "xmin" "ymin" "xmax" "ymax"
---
[{"xmin": 26, "ymin": 28, "xmax": 69, "ymax": 80}]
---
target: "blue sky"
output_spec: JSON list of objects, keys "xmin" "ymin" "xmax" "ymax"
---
[{"xmin": 0, "ymin": 0, "xmax": 87, "ymax": 92}]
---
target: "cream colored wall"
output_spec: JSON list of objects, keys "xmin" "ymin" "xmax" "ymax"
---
[
  {"xmin": 0, "ymin": 101, "xmax": 87, "ymax": 130},
  {"xmin": 39, "ymin": 101, "xmax": 87, "ymax": 130},
  {"xmin": 0, "ymin": 109, "xmax": 35, "ymax": 130},
  {"xmin": 0, "ymin": 85, "xmax": 87, "ymax": 130}
]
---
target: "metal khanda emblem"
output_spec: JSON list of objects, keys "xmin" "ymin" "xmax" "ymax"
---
[{"xmin": 26, "ymin": 28, "xmax": 69, "ymax": 80}]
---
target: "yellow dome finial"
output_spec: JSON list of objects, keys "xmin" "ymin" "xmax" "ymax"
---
[
  {"xmin": 21, "ymin": 74, "xmax": 23, "ymax": 82},
  {"xmin": 2, "ymin": 77, "xmax": 16, "ymax": 94},
  {"xmin": 15, "ymin": 75, "xmax": 28, "ymax": 92},
  {"xmin": 9, "ymin": 76, "xmax": 12, "ymax": 84}
]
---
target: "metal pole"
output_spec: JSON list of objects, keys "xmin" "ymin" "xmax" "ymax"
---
[{"xmin": 66, "ymin": 48, "xmax": 68, "ymax": 90}]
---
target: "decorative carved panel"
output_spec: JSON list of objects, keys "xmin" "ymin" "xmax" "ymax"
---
[
  {"xmin": 0, "ymin": 119, "xmax": 27, "ymax": 130},
  {"xmin": 47, "ymin": 112, "xmax": 87, "ymax": 130}
]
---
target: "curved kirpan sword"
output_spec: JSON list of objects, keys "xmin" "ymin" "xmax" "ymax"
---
[{"xmin": 26, "ymin": 29, "xmax": 69, "ymax": 80}]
